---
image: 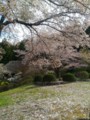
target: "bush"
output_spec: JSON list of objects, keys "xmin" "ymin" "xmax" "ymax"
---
[
  {"xmin": 89, "ymin": 73, "xmax": 90, "ymax": 78},
  {"xmin": 43, "ymin": 74, "xmax": 56, "ymax": 84},
  {"xmin": 63, "ymin": 73, "xmax": 77, "ymax": 82},
  {"xmin": 75, "ymin": 71, "xmax": 89, "ymax": 80},
  {"xmin": 54, "ymin": 68, "xmax": 60, "ymax": 78},
  {"xmin": 86, "ymin": 66, "xmax": 90, "ymax": 73},
  {"xmin": 0, "ymin": 81, "xmax": 9, "ymax": 91},
  {"xmin": 1, "ymin": 81, "xmax": 9, "ymax": 85},
  {"xmin": 60, "ymin": 69, "xmax": 67, "ymax": 77},
  {"xmin": 34, "ymin": 75, "xmax": 43, "ymax": 83},
  {"xmin": 46, "ymin": 71, "xmax": 56, "ymax": 76},
  {"xmin": 20, "ymin": 76, "xmax": 33, "ymax": 85}
]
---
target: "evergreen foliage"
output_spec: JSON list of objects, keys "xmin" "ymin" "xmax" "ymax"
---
[{"xmin": 63, "ymin": 73, "xmax": 77, "ymax": 82}]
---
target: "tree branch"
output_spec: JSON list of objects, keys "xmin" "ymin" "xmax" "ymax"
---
[{"xmin": 2, "ymin": 10, "xmax": 83, "ymax": 27}]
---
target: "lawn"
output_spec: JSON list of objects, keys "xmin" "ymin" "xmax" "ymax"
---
[{"xmin": 0, "ymin": 82, "xmax": 90, "ymax": 120}]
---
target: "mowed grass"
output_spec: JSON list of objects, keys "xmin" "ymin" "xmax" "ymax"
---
[
  {"xmin": 0, "ymin": 84, "xmax": 59, "ymax": 107},
  {"xmin": 0, "ymin": 85, "xmax": 37, "ymax": 107},
  {"xmin": 0, "ymin": 82, "xmax": 90, "ymax": 107},
  {"xmin": 0, "ymin": 82, "xmax": 90, "ymax": 120}
]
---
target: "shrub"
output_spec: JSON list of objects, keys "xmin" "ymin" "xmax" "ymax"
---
[
  {"xmin": 20, "ymin": 76, "xmax": 33, "ymax": 85},
  {"xmin": 0, "ymin": 81, "xmax": 9, "ymax": 91},
  {"xmin": 86, "ymin": 66, "xmax": 90, "ymax": 73},
  {"xmin": 43, "ymin": 74, "xmax": 56, "ymax": 84},
  {"xmin": 54, "ymin": 68, "xmax": 60, "ymax": 78},
  {"xmin": 0, "ymin": 81, "xmax": 9, "ymax": 86},
  {"xmin": 75, "ymin": 71, "xmax": 89, "ymax": 80},
  {"xmin": 89, "ymin": 73, "xmax": 90, "ymax": 78},
  {"xmin": 46, "ymin": 71, "xmax": 56, "ymax": 76},
  {"xmin": 60, "ymin": 69, "xmax": 67, "ymax": 77},
  {"xmin": 34, "ymin": 75, "xmax": 43, "ymax": 83},
  {"xmin": 66, "ymin": 67, "xmax": 87, "ymax": 74},
  {"xmin": 63, "ymin": 73, "xmax": 77, "ymax": 82}
]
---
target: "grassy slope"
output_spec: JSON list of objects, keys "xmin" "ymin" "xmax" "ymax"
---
[{"xmin": 0, "ymin": 82, "xmax": 90, "ymax": 120}]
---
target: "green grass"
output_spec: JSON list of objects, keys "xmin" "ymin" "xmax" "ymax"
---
[
  {"xmin": 0, "ymin": 96, "xmax": 11, "ymax": 107},
  {"xmin": 0, "ymin": 82, "xmax": 90, "ymax": 107},
  {"xmin": 0, "ymin": 85, "xmax": 35, "ymax": 107},
  {"xmin": 0, "ymin": 82, "xmax": 90, "ymax": 120},
  {"xmin": 0, "ymin": 84, "xmax": 60, "ymax": 107}
]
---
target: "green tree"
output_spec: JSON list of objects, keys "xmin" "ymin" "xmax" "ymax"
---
[
  {"xmin": 0, "ymin": 40, "xmax": 18, "ymax": 64},
  {"xmin": 18, "ymin": 41, "xmax": 26, "ymax": 50}
]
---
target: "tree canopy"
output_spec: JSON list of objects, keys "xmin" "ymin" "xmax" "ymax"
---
[
  {"xmin": 0, "ymin": 0, "xmax": 90, "ymax": 72},
  {"xmin": 0, "ymin": 0, "xmax": 90, "ymax": 38}
]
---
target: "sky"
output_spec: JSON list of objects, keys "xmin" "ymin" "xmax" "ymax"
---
[{"xmin": 0, "ymin": 17, "xmax": 30, "ymax": 44}]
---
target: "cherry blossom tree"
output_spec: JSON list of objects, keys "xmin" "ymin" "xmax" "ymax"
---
[
  {"xmin": 0, "ymin": 0, "xmax": 90, "ymax": 36},
  {"xmin": 0, "ymin": 0, "xmax": 90, "ymax": 74}
]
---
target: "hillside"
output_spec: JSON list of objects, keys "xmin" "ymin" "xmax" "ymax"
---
[{"xmin": 0, "ymin": 82, "xmax": 90, "ymax": 120}]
